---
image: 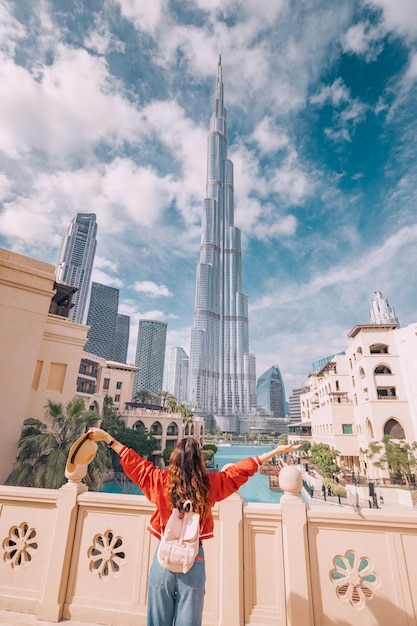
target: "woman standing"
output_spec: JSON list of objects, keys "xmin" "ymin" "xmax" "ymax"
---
[{"xmin": 88, "ymin": 428, "xmax": 300, "ymax": 626}]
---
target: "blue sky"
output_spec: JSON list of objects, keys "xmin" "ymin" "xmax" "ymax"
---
[{"xmin": 1, "ymin": 0, "xmax": 416, "ymax": 397}]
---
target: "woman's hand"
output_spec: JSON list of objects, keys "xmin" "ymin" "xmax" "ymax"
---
[
  {"xmin": 88, "ymin": 427, "xmax": 112, "ymax": 445},
  {"xmin": 259, "ymin": 443, "xmax": 302, "ymax": 465},
  {"xmin": 88, "ymin": 428, "xmax": 125, "ymax": 455}
]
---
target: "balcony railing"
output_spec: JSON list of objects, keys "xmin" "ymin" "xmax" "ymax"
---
[{"xmin": 0, "ymin": 468, "xmax": 416, "ymax": 626}]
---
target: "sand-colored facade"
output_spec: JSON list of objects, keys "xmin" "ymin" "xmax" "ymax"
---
[{"xmin": 0, "ymin": 249, "xmax": 89, "ymax": 483}]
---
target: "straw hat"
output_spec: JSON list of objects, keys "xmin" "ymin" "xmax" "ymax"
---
[{"xmin": 65, "ymin": 433, "xmax": 98, "ymax": 475}]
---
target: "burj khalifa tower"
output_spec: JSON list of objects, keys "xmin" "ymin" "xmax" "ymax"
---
[{"xmin": 188, "ymin": 55, "xmax": 256, "ymax": 430}]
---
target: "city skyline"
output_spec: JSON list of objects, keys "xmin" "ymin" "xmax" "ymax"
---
[{"xmin": 0, "ymin": 1, "xmax": 416, "ymax": 393}]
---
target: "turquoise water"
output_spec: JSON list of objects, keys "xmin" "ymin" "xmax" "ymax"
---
[
  {"xmin": 102, "ymin": 445, "xmax": 283, "ymax": 504},
  {"xmin": 213, "ymin": 445, "xmax": 283, "ymax": 503}
]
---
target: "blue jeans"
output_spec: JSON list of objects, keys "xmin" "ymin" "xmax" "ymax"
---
[{"xmin": 147, "ymin": 542, "xmax": 206, "ymax": 626}]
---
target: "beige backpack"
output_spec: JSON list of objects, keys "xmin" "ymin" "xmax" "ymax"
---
[{"xmin": 157, "ymin": 500, "xmax": 200, "ymax": 574}]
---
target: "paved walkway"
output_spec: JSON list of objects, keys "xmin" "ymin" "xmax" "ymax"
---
[{"xmin": 0, "ymin": 611, "xmax": 100, "ymax": 626}]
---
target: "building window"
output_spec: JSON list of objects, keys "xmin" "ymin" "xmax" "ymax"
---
[
  {"xmin": 369, "ymin": 343, "xmax": 389, "ymax": 354},
  {"xmin": 377, "ymin": 387, "xmax": 396, "ymax": 399},
  {"xmin": 31, "ymin": 360, "xmax": 43, "ymax": 390},
  {"xmin": 103, "ymin": 378, "xmax": 110, "ymax": 390},
  {"xmin": 46, "ymin": 363, "xmax": 67, "ymax": 392},
  {"xmin": 116, "ymin": 381, "xmax": 122, "ymax": 389},
  {"xmin": 342, "ymin": 424, "xmax": 353, "ymax": 434},
  {"xmin": 114, "ymin": 394, "xmax": 121, "ymax": 402},
  {"xmin": 374, "ymin": 365, "xmax": 392, "ymax": 374}
]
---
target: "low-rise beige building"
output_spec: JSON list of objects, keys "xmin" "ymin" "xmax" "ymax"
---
[
  {"xmin": 0, "ymin": 249, "xmax": 89, "ymax": 483},
  {"xmin": 299, "ymin": 323, "xmax": 417, "ymax": 493}
]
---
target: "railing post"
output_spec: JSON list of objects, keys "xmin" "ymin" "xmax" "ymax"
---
[
  {"xmin": 279, "ymin": 465, "xmax": 314, "ymax": 626},
  {"xmin": 37, "ymin": 480, "xmax": 87, "ymax": 621},
  {"xmin": 217, "ymin": 493, "xmax": 244, "ymax": 626}
]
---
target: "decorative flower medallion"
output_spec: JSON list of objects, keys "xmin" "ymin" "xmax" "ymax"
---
[
  {"xmin": 88, "ymin": 530, "xmax": 125, "ymax": 578},
  {"xmin": 330, "ymin": 550, "xmax": 379, "ymax": 609},
  {"xmin": 2, "ymin": 523, "xmax": 38, "ymax": 569}
]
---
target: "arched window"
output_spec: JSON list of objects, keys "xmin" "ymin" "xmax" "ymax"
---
[
  {"xmin": 369, "ymin": 343, "xmax": 389, "ymax": 354},
  {"xmin": 374, "ymin": 365, "xmax": 392, "ymax": 375},
  {"xmin": 365, "ymin": 418, "xmax": 374, "ymax": 440},
  {"xmin": 133, "ymin": 420, "xmax": 145, "ymax": 430},
  {"xmin": 359, "ymin": 367, "xmax": 365, "ymax": 378},
  {"xmin": 357, "ymin": 347, "xmax": 363, "ymax": 355},
  {"xmin": 150, "ymin": 421, "xmax": 162, "ymax": 435},
  {"xmin": 384, "ymin": 418, "xmax": 405, "ymax": 439},
  {"xmin": 166, "ymin": 421, "xmax": 179, "ymax": 436}
]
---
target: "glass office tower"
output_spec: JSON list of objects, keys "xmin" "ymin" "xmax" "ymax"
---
[
  {"xmin": 166, "ymin": 347, "xmax": 189, "ymax": 404},
  {"xmin": 56, "ymin": 213, "xmax": 97, "ymax": 324},
  {"xmin": 132, "ymin": 320, "xmax": 167, "ymax": 397},
  {"xmin": 189, "ymin": 56, "xmax": 256, "ymax": 425},
  {"xmin": 256, "ymin": 365, "xmax": 286, "ymax": 418}
]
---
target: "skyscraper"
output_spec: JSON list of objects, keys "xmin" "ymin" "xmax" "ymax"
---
[
  {"xmin": 84, "ymin": 282, "xmax": 124, "ymax": 361},
  {"xmin": 256, "ymin": 365, "xmax": 286, "ymax": 418},
  {"xmin": 369, "ymin": 290, "xmax": 399, "ymax": 326},
  {"xmin": 112, "ymin": 314, "xmax": 130, "ymax": 364},
  {"xmin": 166, "ymin": 347, "xmax": 189, "ymax": 404},
  {"xmin": 132, "ymin": 320, "xmax": 167, "ymax": 398},
  {"xmin": 55, "ymin": 213, "xmax": 97, "ymax": 324},
  {"xmin": 188, "ymin": 55, "xmax": 256, "ymax": 429}
]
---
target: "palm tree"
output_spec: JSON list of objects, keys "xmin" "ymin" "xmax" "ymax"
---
[
  {"xmin": 167, "ymin": 397, "xmax": 178, "ymax": 413},
  {"xmin": 159, "ymin": 390, "xmax": 174, "ymax": 411},
  {"xmin": 177, "ymin": 403, "xmax": 194, "ymax": 433},
  {"xmin": 6, "ymin": 397, "xmax": 110, "ymax": 490},
  {"xmin": 132, "ymin": 389, "xmax": 153, "ymax": 405}
]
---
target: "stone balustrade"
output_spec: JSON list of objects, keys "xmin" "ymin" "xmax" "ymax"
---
[{"xmin": 0, "ymin": 465, "xmax": 416, "ymax": 625}]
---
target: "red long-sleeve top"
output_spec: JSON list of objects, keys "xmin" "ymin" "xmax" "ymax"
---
[{"xmin": 120, "ymin": 448, "xmax": 262, "ymax": 541}]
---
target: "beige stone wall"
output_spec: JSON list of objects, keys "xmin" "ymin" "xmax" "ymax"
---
[
  {"xmin": 26, "ymin": 315, "xmax": 89, "ymax": 422},
  {"xmin": 0, "ymin": 250, "xmax": 55, "ymax": 482}
]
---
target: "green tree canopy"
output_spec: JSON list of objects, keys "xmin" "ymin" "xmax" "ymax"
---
[
  {"xmin": 310, "ymin": 443, "xmax": 340, "ymax": 478},
  {"xmin": 118, "ymin": 427, "xmax": 156, "ymax": 457},
  {"xmin": 6, "ymin": 397, "xmax": 110, "ymax": 490},
  {"xmin": 364, "ymin": 435, "xmax": 417, "ymax": 487},
  {"xmin": 110, "ymin": 426, "xmax": 156, "ymax": 473}
]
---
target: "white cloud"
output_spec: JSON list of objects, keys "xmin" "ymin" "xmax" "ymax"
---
[
  {"xmin": 0, "ymin": 0, "xmax": 26, "ymax": 56},
  {"xmin": 0, "ymin": 44, "xmax": 140, "ymax": 161},
  {"xmin": 250, "ymin": 118, "xmax": 290, "ymax": 156},
  {"xmin": 102, "ymin": 158, "xmax": 175, "ymax": 227},
  {"xmin": 368, "ymin": 0, "xmax": 417, "ymax": 42},
  {"xmin": 132, "ymin": 281, "xmax": 173, "ymax": 297},
  {"xmin": 253, "ymin": 213, "xmax": 297, "ymax": 240},
  {"xmin": 341, "ymin": 21, "xmax": 384, "ymax": 61},
  {"xmin": 310, "ymin": 78, "xmax": 350, "ymax": 107},
  {"xmin": 91, "ymin": 268, "xmax": 123, "ymax": 288},
  {"xmin": 115, "ymin": 0, "xmax": 167, "ymax": 34}
]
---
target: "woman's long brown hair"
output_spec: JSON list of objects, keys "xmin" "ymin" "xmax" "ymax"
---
[{"xmin": 166, "ymin": 437, "xmax": 210, "ymax": 518}]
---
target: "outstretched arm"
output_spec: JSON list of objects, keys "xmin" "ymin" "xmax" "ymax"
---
[{"xmin": 258, "ymin": 443, "xmax": 302, "ymax": 465}]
